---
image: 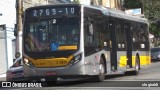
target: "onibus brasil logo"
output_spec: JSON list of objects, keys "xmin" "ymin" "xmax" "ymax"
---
[{"xmin": 1, "ymin": 82, "xmax": 42, "ymax": 87}]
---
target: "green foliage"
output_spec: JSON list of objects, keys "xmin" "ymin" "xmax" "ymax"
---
[
  {"xmin": 124, "ymin": 0, "xmax": 160, "ymax": 46},
  {"xmin": 72, "ymin": 0, "xmax": 80, "ymax": 4},
  {"xmin": 124, "ymin": 0, "xmax": 142, "ymax": 9},
  {"xmin": 142, "ymin": 0, "xmax": 160, "ymax": 46},
  {"xmin": 143, "ymin": 0, "xmax": 160, "ymax": 36}
]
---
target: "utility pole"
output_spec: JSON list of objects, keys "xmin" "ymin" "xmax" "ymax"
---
[
  {"xmin": 15, "ymin": 0, "xmax": 23, "ymax": 56},
  {"xmin": 141, "ymin": 0, "xmax": 144, "ymax": 14}
]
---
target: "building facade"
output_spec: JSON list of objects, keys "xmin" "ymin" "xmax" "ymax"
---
[
  {"xmin": 91, "ymin": 0, "xmax": 124, "ymax": 10},
  {"xmin": 23, "ymin": 0, "xmax": 49, "ymax": 11},
  {"xmin": 0, "ymin": 25, "xmax": 8, "ymax": 75},
  {"xmin": 0, "ymin": 0, "xmax": 16, "ymax": 75}
]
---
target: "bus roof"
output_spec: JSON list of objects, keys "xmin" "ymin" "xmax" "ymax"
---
[
  {"xmin": 26, "ymin": 4, "xmax": 148, "ymax": 24},
  {"xmin": 82, "ymin": 4, "xmax": 148, "ymax": 24},
  {"xmin": 25, "ymin": 3, "xmax": 81, "ymax": 10}
]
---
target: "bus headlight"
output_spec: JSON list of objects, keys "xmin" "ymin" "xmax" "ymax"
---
[
  {"xmin": 24, "ymin": 58, "xmax": 34, "ymax": 67},
  {"xmin": 69, "ymin": 54, "xmax": 82, "ymax": 65}
]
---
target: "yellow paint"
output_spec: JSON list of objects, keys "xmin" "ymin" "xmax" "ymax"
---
[
  {"xmin": 27, "ymin": 55, "xmax": 74, "ymax": 67},
  {"xmin": 140, "ymin": 56, "xmax": 151, "ymax": 65},
  {"xmin": 58, "ymin": 45, "xmax": 77, "ymax": 50},
  {"xmin": 119, "ymin": 56, "xmax": 127, "ymax": 67},
  {"xmin": 119, "ymin": 56, "xmax": 151, "ymax": 67}
]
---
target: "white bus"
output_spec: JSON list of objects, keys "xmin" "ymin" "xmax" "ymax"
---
[{"xmin": 22, "ymin": 4, "xmax": 150, "ymax": 83}]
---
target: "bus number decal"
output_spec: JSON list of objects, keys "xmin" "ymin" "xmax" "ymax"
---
[
  {"xmin": 33, "ymin": 10, "xmax": 37, "ymax": 16},
  {"xmin": 71, "ymin": 8, "xmax": 74, "ymax": 14},
  {"xmin": 52, "ymin": 9, "xmax": 56, "ymax": 15},
  {"xmin": 53, "ymin": 19, "xmax": 56, "ymax": 24},
  {"xmin": 39, "ymin": 9, "xmax": 43, "ymax": 16},
  {"xmin": 46, "ymin": 9, "xmax": 50, "ymax": 15},
  {"xmin": 65, "ymin": 8, "xmax": 68, "ymax": 14},
  {"xmin": 32, "ymin": 8, "xmax": 76, "ymax": 17}
]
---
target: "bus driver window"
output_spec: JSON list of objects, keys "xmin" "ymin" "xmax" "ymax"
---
[{"xmin": 37, "ymin": 25, "xmax": 48, "ymax": 42}]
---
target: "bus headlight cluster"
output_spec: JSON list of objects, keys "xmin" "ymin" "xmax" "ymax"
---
[
  {"xmin": 69, "ymin": 54, "xmax": 82, "ymax": 65},
  {"xmin": 24, "ymin": 58, "xmax": 34, "ymax": 67}
]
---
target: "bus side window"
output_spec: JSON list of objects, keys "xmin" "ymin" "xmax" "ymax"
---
[
  {"xmin": 84, "ymin": 17, "xmax": 94, "ymax": 45},
  {"xmin": 84, "ymin": 16, "xmax": 95, "ymax": 55},
  {"xmin": 103, "ymin": 38, "xmax": 110, "ymax": 50}
]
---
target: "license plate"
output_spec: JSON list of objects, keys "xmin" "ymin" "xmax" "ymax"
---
[{"xmin": 46, "ymin": 72, "xmax": 56, "ymax": 76}]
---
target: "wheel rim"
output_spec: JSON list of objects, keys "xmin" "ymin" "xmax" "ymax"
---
[
  {"xmin": 100, "ymin": 64, "xmax": 105, "ymax": 74},
  {"xmin": 99, "ymin": 63, "xmax": 105, "ymax": 81},
  {"xmin": 135, "ymin": 57, "xmax": 140, "ymax": 73},
  {"xmin": 136, "ymin": 63, "xmax": 138, "ymax": 70}
]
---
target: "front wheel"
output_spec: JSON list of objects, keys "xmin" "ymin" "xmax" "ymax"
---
[{"xmin": 94, "ymin": 57, "xmax": 105, "ymax": 82}]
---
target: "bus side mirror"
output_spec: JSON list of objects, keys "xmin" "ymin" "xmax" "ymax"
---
[
  {"xmin": 15, "ymin": 52, "xmax": 21, "ymax": 59},
  {"xmin": 13, "ymin": 59, "xmax": 16, "ymax": 62}
]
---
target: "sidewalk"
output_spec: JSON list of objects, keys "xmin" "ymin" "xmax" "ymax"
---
[{"xmin": 0, "ymin": 73, "xmax": 6, "ymax": 81}]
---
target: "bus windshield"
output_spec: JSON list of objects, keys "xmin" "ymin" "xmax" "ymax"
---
[{"xmin": 24, "ymin": 18, "xmax": 80, "ymax": 52}]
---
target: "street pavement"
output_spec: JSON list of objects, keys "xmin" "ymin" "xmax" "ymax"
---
[
  {"xmin": 0, "ymin": 62, "xmax": 153, "ymax": 82},
  {"xmin": 0, "ymin": 62, "xmax": 160, "ymax": 89}
]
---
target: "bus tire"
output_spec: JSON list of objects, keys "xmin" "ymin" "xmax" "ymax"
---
[
  {"xmin": 95, "ymin": 57, "xmax": 105, "ymax": 82},
  {"xmin": 132, "ymin": 56, "xmax": 140, "ymax": 75},
  {"xmin": 125, "ymin": 56, "xmax": 140, "ymax": 75}
]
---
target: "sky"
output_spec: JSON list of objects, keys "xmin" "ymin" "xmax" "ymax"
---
[{"xmin": 0, "ymin": 0, "xmax": 16, "ymax": 28}]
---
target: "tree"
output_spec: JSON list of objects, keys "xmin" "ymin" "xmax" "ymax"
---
[
  {"xmin": 124, "ymin": 0, "xmax": 142, "ymax": 9},
  {"xmin": 143, "ymin": 0, "xmax": 160, "ymax": 46},
  {"xmin": 124, "ymin": 0, "xmax": 160, "ymax": 46},
  {"xmin": 72, "ymin": 0, "xmax": 80, "ymax": 4}
]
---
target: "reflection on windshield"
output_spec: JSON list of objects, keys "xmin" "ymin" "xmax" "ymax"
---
[{"xmin": 24, "ymin": 18, "xmax": 79, "ymax": 52}]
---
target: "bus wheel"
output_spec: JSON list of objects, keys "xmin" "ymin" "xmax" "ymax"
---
[
  {"xmin": 95, "ymin": 57, "xmax": 105, "ymax": 82},
  {"xmin": 125, "ymin": 56, "xmax": 140, "ymax": 75},
  {"xmin": 126, "ymin": 56, "xmax": 140, "ymax": 75},
  {"xmin": 133, "ymin": 56, "xmax": 140, "ymax": 75}
]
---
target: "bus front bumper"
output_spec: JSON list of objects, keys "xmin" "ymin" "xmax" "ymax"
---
[{"xmin": 23, "ymin": 63, "xmax": 88, "ymax": 81}]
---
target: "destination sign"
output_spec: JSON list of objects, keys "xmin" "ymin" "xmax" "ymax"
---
[{"xmin": 28, "ymin": 7, "xmax": 79, "ymax": 17}]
